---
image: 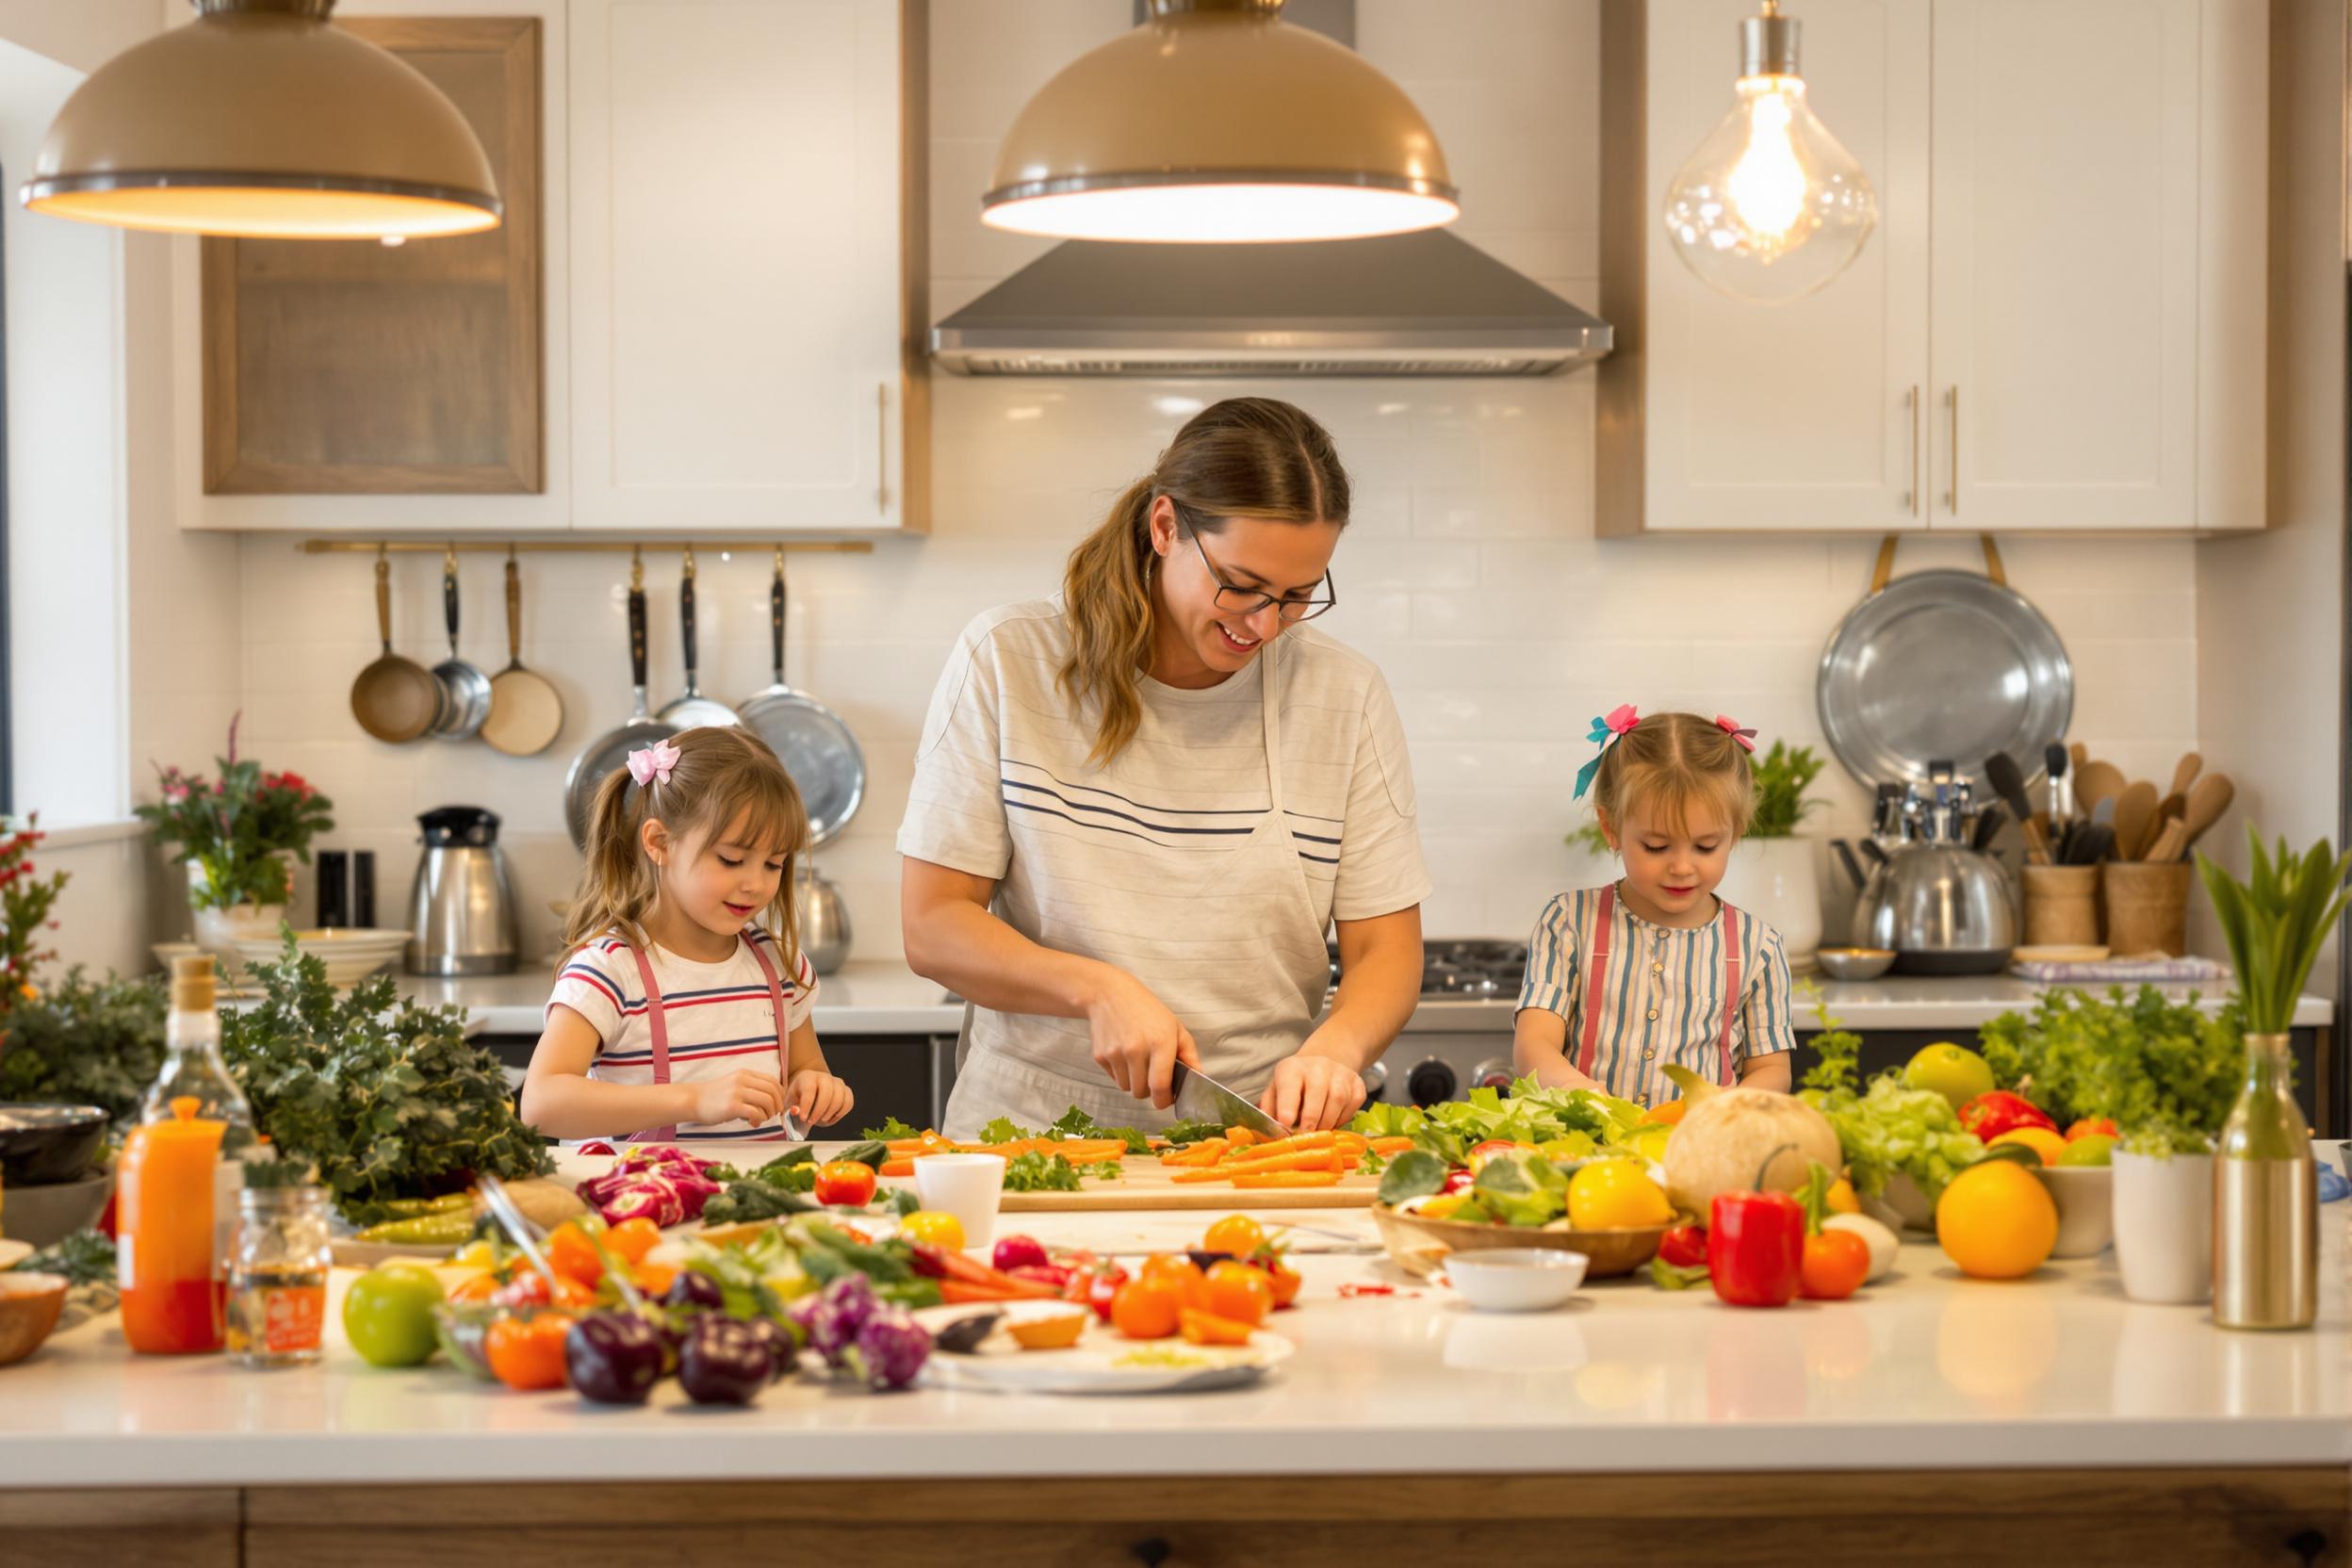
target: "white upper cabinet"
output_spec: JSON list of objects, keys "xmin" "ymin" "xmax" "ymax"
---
[
  {"xmin": 1599, "ymin": 0, "xmax": 2266, "ymax": 535},
  {"xmin": 569, "ymin": 0, "xmax": 923, "ymax": 533}
]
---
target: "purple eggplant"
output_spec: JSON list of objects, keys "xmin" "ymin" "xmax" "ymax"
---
[
  {"xmin": 742, "ymin": 1315, "xmax": 797, "ymax": 1382},
  {"xmin": 679, "ymin": 1315, "xmax": 772, "ymax": 1406},
  {"xmin": 565, "ymin": 1313, "xmax": 666, "ymax": 1406},
  {"xmin": 663, "ymin": 1268, "xmax": 726, "ymax": 1314},
  {"xmin": 806, "ymin": 1274, "xmax": 877, "ymax": 1366}
]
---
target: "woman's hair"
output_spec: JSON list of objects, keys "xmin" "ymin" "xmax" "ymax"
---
[
  {"xmin": 1059, "ymin": 396, "xmax": 1351, "ymax": 765},
  {"xmin": 559, "ymin": 726, "xmax": 809, "ymax": 968},
  {"xmin": 1592, "ymin": 713, "xmax": 1757, "ymax": 840}
]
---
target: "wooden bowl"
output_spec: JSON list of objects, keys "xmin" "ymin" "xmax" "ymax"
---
[
  {"xmin": 1372, "ymin": 1203, "xmax": 1668, "ymax": 1280},
  {"xmin": 0, "ymin": 1272, "xmax": 68, "ymax": 1366}
]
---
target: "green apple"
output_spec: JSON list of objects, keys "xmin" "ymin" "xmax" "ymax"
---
[
  {"xmin": 2058, "ymin": 1133, "xmax": 2116, "ymax": 1168},
  {"xmin": 1902, "ymin": 1042, "xmax": 1995, "ymax": 1112}
]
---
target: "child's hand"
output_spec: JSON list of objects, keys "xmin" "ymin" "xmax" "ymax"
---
[
  {"xmin": 692, "ymin": 1070, "xmax": 788, "ymax": 1129},
  {"xmin": 788, "ymin": 1070, "xmax": 855, "ymax": 1128}
]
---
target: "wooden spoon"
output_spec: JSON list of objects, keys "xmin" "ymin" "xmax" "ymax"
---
[
  {"xmin": 2112, "ymin": 781, "xmax": 2161, "ymax": 862},
  {"xmin": 2070, "ymin": 741, "xmax": 2089, "ymax": 772},
  {"xmin": 2074, "ymin": 760, "xmax": 2128, "ymax": 815},
  {"xmin": 2169, "ymin": 752, "xmax": 2203, "ymax": 797},
  {"xmin": 2178, "ymin": 773, "xmax": 2236, "ymax": 852}
]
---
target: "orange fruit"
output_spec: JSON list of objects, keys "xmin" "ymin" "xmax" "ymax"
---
[
  {"xmin": 1202, "ymin": 1261, "xmax": 1273, "ymax": 1326},
  {"xmin": 1201, "ymin": 1215, "xmax": 1266, "ymax": 1258},
  {"xmin": 1109, "ymin": 1277, "xmax": 1184, "ymax": 1341},
  {"xmin": 1936, "ymin": 1161, "xmax": 2058, "ymax": 1280},
  {"xmin": 1988, "ymin": 1127, "xmax": 2068, "ymax": 1168}
]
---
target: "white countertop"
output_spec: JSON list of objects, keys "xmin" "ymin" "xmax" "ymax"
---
[{"xmin": 5, "ymin": 1146, "xmax": 2346, "ymax": 1487}]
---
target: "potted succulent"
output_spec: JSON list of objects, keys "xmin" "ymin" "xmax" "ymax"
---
[
  {"xmin": 1715, "ymin": 741, "xmax": 1828, "ymax": 969},
  {"xmin": 135, "ymin": 719, "xmax": 334, "ymax": 966}
]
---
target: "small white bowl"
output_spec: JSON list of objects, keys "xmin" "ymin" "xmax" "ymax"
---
[
  {"xmin": 1438, "ymin": 1248, "xmax": 1589, "ymax": 1313},
  {"xmin": 2030, "ymin": 1164, "xmax": 2114, "ymax": 1259}
]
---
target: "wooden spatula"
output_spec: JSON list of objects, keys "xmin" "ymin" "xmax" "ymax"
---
[
  {"xmin": 2169, "ymin": 752, "xmax": 2203, "ymax": 798},
  {"xmin": 2074, "ymin": 760, "xmax": 2128, "ymax": 815},
  {"xmin": 2113, "ymin": 781, "xmax": 2161, "ymax": 861},
  {"xmin": 2178, "ymin": 773, "xmax": 2235, "ymax": 852}
]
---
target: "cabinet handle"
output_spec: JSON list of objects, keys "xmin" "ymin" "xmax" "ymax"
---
[
  {"xmin": 1905, "ymin": 384, "xmax": 1921, "ymax": 516},
  {"xmin": 1945, "ymin": 385, "xmax": 1960, "ymax": 514},
  {"xmin": 876, "ymin": 382, "xmax": 889, "ymax": 516}
]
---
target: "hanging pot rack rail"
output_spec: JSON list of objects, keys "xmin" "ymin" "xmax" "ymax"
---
[{"xmin": 297, "ymin": 539, "xmax": 874, "ymax": 557}]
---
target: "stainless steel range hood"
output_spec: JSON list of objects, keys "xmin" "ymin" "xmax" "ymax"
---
[{"xmin": 928, "ymin": 229, "xmax": 1613, "ymax": 378}]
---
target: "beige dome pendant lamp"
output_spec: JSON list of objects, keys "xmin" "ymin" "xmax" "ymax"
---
[
  {"xmin": 981, "ymin": 0, "xmax": 1458, "ymax": 244},
  {"xmin": 20, "ymin": 0, "xmax": 499, "ymax": 241}
]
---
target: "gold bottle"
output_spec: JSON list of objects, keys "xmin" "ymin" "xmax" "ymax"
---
[{"xmin": 2212, "ymin": 1032, "xmax": 2317, "ymax": 1330}]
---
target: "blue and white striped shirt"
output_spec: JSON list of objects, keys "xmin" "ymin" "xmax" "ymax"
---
[{"xmin": 1516, "ymin": 885, "xmax": 1795, "ymax": 1106}]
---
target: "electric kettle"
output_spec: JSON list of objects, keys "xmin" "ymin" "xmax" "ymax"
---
[
  {"xmin": 1831, "ymin": 762, "xmax": 2017, "ymax": 974},
  {"xmin": 404, "ymin": 806, "xmax": 520, "ymax": 975}
]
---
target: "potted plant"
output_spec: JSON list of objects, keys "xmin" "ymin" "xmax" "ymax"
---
[
  {"xmin": 135, "ymin": 719, "xmax": 334, "ymax": 965},
  {"xmin": 1715, "ymin": 741, "xmax": 1827, "ymax": 969},
  {"xmin": 2197, "ymin": 828, "xmax": 2345, "ymax": 1330}
]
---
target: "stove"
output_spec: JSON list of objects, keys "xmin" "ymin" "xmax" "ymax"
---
[{"xmin": 1331, "ymin": 939, "xmax": 1528, "ymax": 1108}]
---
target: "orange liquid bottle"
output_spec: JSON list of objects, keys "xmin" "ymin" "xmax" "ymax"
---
[{"xmin": 117, "ymin": 1096, "xmax": 227, "ymax": 1354}]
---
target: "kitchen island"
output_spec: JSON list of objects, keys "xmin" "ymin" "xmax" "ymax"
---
[{"xmin": 6, "ymin": 1154, "xmax": 2347, "ymax": 1566}]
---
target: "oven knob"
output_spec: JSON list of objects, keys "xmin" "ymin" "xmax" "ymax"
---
[
  {"xmin": 1470, "ymin": 1058, "xmax": 1516, "ymax": 1093},
  {"xmin": 1407, "ymin": 1059, "xmax": 1457, "ymax": 1107},
  {"xmin": 1358, "ymin": 1059, "xmax": 1389, "ymax": 1102}
]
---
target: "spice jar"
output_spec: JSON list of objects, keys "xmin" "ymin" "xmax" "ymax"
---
[{"xmin": 224, "ymin": 1184, "xmax": 331, "ymax": 1368}]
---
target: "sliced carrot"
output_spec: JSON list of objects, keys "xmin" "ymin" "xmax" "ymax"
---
[
  {"xmin": 1216, "ymin": 1149, "xmax": 1347, "ymax": 1178},
  {"xmin": 1229, "ymin": 1132, "xmax": 1336, "ymax": 1162},
  {"xmin": 1233, "ymin": 1170, "xmax": 1345, "ymax": 1188},
  {"xmin": 1369, "ymin": 1136, "xmax": 1417, "ymax": 1156},
  {"xmin": 1170, "ymin": 1166, "xmax": 1245, "ymax": 1184},
  {"xmin": 879, "ymin": 1157, "xmax": 915, "ymax": 1178},
  {"xmin": 1044, "ymin": 1139, "xmax": 1130, "ymax": 1164},
  {"xmin": 1160, "ymin": 1140, "xmax": 1228, "ymax": 1168},
  {"xmin": 1225, "ymin": 1127, "xmax": 1263, "ymax": 1148}
]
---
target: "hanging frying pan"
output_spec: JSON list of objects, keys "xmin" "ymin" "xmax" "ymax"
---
[
  {"xmin": 564, "ymin": 558, "xmax": 678, "ymax": 851},
  {"xmin": 350, "ymin": 547, "xmax": 441, "ymax": 743},
  {"xmin": 482, "ymin": 552, "xmax": 564, "ymax": 758},
  {"xmin": 655, "ymin": 546, "xmax": 742, "ymax": 730},
  {"xmin": 737, "ymin": 549, "xmax": 865, "ymax": 846}
]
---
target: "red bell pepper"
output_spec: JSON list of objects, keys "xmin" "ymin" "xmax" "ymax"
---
[
  {"xmin": 1658, "ymin": 1222, "xmax": 1709, "ymax": 1270},
  {"xmin": 1707, "ymin": 1189, "xmax": 1805, "ymax": 1307},
  {"xmin": 1960, "ymin": 1090, "xmax": 2057, "ymax": 1142}
]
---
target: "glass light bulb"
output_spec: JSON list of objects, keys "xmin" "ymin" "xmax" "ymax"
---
[{"xmin": 1663, "ymin": 76, "xmax": 1877, "ymax": 304}]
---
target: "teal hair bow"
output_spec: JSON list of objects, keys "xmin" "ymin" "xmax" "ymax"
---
[{"xmin": 1573, "ymin": 704, "xmax": 1641, "ymax": 800}]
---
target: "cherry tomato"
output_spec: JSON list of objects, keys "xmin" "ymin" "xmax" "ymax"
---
[
  {"xmin": 1138, "ymin": 1253, "xmax": 1208, "ymax": 1309},
  {"xmin": 1074, "ymin": 1264, "xmax": 1130, "ymax": 1322},
  {"xmin": 2065, "ymin": 1117, "xmax": 2120, "ymax": 1142},
  {"xmin": 605, "ymin": 1217, "xmax": 662, "ymax": 1266},
  {"xmin": 1800, "ymin": 1230, "xmax": 1871, "ymax": 1301},
  {"xmin": 1109, "ymin": 1277, "xmax": 1185, "ymax": 1340},
  {"xmin": 485, "ymin": 1312, "xmax": 576, "ymax": 1391},
  {"xmin": 1658, "ymin": 1223, "xmax": 1709, "ymax": 1269},
  {"xmin": 1261, "ymin": 1259, "xmax": 1303, "ymax": 1309},
  {"xmin": 546, "ymin": 1222, "xmax": 604, "ymax": 1288},
  {"xmin": 1202, "ymin": 1261, "xmax": 1272, "ymax": 1326},
  {"xmin": 814, "ymin": 1160, "xmax": 878, "ymax": 1207},
  {"xmin": 900, "ymin": 1210, "xmax": 967, "ymax": 1250},
  {"xmin": 1201, "ymin": 1215, "xmax": 1266, "ymax": 1258}
]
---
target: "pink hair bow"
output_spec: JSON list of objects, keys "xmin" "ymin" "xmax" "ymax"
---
[
  {"xmin": 627, "ymin": 740, "xmax": 682, "ymax": 787},
  {"xmin": 1574, "ymin": 704, "xmax": 1642, "ymax": 800},
  {"xmin": 1715, "ymin": 714, "xmax": 1757, "ymax": 754}
]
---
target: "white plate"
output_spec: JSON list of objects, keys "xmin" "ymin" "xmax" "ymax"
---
[
  {"xmin": 0, "ymin": 1238, "xmax": 32, "ymax": 1271},
  {"xmin": 914, "ymin": 1301, "xmax": 1292, "ymax": 1395}
]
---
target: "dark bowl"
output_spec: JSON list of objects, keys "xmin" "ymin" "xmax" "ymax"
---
[{"xmin": 0, "ymin": 1104, "xmax": 110, "ymax": 1185}]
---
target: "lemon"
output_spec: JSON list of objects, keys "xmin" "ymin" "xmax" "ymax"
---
[
  {"xmin": 1988, "ymin": 1127, "xmax": 2068, "ymax": 1167},
  {"xmin": 1622, "ymin": 1124, "xmax": 1674, "ymax": 1166},
  {"xmin": 1903, "ymin": 1042, "xmax": 1996, "ymax": 1112},
  {"xmin": 1419, "ymin": 1192, "xmax": 1474, "ymax": 1221},
  {"xmin": 1567, "ymin": 1159, "xmax": 1674, "ymax": 1231}
]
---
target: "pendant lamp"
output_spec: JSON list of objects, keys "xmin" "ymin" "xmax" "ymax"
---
[
  {"xmin": 1661, "ymin": 1, "xmax": 1875, "ymax": 303},
  {"xmin": 21, "ymin": 0, "xmax": 499, "ymax": 241},
  {"xmin": 982, "ymin": 0, "xmax": 1458, "ymax": 244}
]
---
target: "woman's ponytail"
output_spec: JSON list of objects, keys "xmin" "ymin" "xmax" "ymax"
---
[{"xmin": 1058, "ymin": 477, "xmax": 1158, "ymax": 767}]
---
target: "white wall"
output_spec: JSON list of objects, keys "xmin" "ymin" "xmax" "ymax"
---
[{"xmin": 224, "ymin": 0, "xmax": 2207, "ymax": 967}]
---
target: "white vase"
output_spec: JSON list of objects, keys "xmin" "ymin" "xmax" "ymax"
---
[
  {"xmin": 2112, "ymin": 1150, "xmax": 2214, "ymax": 1303},
  {"xmin": 187, "ymin": 858, "xmax": 291, "ymax": 976},
  {"xmin": 1717, "ymin": 836, "xmax": 1822, "ymax": 970}
]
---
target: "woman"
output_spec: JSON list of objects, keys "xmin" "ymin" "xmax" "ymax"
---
[{"xmin": 899, "ymin": 398, "xmax": 1427, "ymax": 1135}]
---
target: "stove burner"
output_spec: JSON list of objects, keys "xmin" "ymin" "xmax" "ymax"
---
[{"xmin": 1329, "ymin": 939, "xmax": 1529, "ymax": 1000}]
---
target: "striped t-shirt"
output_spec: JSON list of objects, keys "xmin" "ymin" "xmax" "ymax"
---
[
  {"xmin": 547, "ymin": 929, "xmax": 819, "ymax": 1140},
  {"xmin": 1516, "ymin": 885, "xmax": 1795, "ymax": 1108}
]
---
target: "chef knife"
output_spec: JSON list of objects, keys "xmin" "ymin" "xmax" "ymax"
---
[{"xmin": 1168, "ymin": 1059, "xmax": 1291, "ymax": 1139}]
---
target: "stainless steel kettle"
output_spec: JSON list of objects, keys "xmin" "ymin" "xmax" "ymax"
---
[
  {"xmin": 796, "ymin": 861, "xmax": 851, "ymax": 976},
  {"xmin": 1832, "ymin": 763, "xmax": 2016, "ymax": 974},
  {"xmin": 405, "ymin": 806, "xmax": 520, "ymax": 975}
]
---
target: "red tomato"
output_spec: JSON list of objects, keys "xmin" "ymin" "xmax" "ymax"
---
[
  {"xmin": 814, "ymin": 1160, "xmax": 878, "ymax": 1207},
  {"xmin": 1079, "ymin": 1265, "xmax": 1131, "ymax": 1322},
  {"xmin": 1799, "ymin": 1231, "xmax": 1871, "ymax": 1301},
  {"xmin": 1658, "ymin": 1222, "xmax": 1709, "ymax": 1269}
]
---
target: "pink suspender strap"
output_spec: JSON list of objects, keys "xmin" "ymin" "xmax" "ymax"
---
[
  {"xmin": 623, "ymin": 943, "xmax": 676, "ymax": 1143},
  {"xmin": 1717, "ymin": 904, "xmax": 1744, "ymax": 1086},
  {"xmin": 1575, "ymin": 885, "xmax": 1616, "ymax": 1079},
  {"xmin": 741, "ymin": 935, "xmax": 794, "ymax": 1077}
]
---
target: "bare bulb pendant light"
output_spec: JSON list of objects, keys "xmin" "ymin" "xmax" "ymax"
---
[
  {"xmin": 1662, "ymin": 1, "xmax": 1875, "ymax": 303},
  {"xmin": 982, "ymin": 0, "xmax": 1458, "ymax": 244},
  {"xmin": 21, "ymin": 0, "xmax": 499, "ymax": 241}
]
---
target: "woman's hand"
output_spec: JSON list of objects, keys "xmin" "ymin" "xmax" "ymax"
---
[
  {"xmin": 788, "ymin": 1070, "xmax": 857, "ymax": 1128},
  {"xmin": 690, "ymin": 1070, "xmax": 788, "ymax": 1129},
  {"xmin": 1262, "ymin": 1053, "xmax": 1366, "ymax": 1132},
  {"xmin": 1084, "ymin": 966, "xmax": 1200, "ymax": 1108}
]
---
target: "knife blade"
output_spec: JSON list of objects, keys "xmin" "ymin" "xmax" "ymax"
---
[{"xmin": 1168, "ymin": 1059, "xmax": 1290, "ymax": 1139}]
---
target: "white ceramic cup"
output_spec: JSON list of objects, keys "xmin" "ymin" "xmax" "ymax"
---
[{"xmin": 911, "ymin": 1152, "xmax": 1008, "ymax": 1250}]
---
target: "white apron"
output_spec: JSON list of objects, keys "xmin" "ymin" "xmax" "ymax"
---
[{"xmin": 942, "ymin": 637, "xmax": 1331, "ymax": 1137}]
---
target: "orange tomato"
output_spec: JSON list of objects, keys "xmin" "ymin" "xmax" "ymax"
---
[
  {"xmin": 1138, "ymin": 1252, "xmax": 1208, "ymax": 1308},
  {"xmin": 546, "ymin": 1223, "xmax": 604, "ymax": 1288},
  {"xmin": 632, "ymin": 1261, "xmax": 679, "ymax": 1298},
  {"xmin": 485, "ymin": 1312, "xmax": 576, "ymax": 1391},
  {"xmin": 605, "ymin": 1217, "xmax": 662, "ymax": 1266},
  {"xmin": 1202, "ymin": 1261, "xmax": 1273, "ymax": 1326},
  {"xmin": 1178, "ymin": 1307, "xmax": 1257, "ymax": 1347},
  {"xmin": 1800, "ymin": 1230, "xmax": 1871, "ymax": 1300},
  {"xmin": 1263, "ymin": 1261, "xmax": 1303, "ymax": 1309},
  {"xmin": 1109, "ymin": 1277, "xmax": 1185, "ymax": 1340},
  {"xmin": 1642, "ymin": 1099, "xmax": 1689, "ymax": 1126},
  {"xmin": 1201, "ymin": 1216, "xmax": 1266, "ymax": 1258}
]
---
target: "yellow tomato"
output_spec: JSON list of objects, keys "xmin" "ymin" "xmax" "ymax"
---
[
  {"xmin": 899, "ymin": 1210, "xmax": 967, "ymax": 1250},
  {"xmin": 1418, "ymin": 1192, "xmax": 1474, "ymax": 1221},
  {"xmin": 1935, "ymin": 1161, "xmax": 2058, "ymax": 1280},
  {"xmin": 1825, "ymin": 1177, "xmax": 1862, "ymax": 1215},
  {"xmin": 1988, "ymin": 1127, "xmax": 2068, "ymax": 1168},
  {"xmin": 1566, "ymin": 1158, "xmax": 1674, "ymax": 1231}
]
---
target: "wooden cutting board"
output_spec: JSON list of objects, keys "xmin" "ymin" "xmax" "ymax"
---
[{"xmin": 881, "ymin": 1163, "xmax": 1382, "ymax": 1213}]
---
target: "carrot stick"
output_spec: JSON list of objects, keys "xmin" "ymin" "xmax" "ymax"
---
[
  {"xmin": 1225, "ymin": 1127, "xmax": 1263, "ymax": 1148},
  {"xmin": 879, "ymin": 1157, "xmax": 914, "ymax": 1178},
  {"xmin": 1369, "ymin": 1136, "xmax": 1416, "ymax": 1156},
  {"xmin": 1233, "ymin": 1170, "xmax": 1345, "ymax": 1188},
  {"xmin": 1228, "ymin": 1132, "xmax": 1336, "ymax": 1162},
  {"xmin": 1171, "ymin": 1166, "xmax": 1246, "ymax": 1184},
  {"xmin": 1214, "ymin": 1149, "xmax": 1348, "ymax": 1178}
]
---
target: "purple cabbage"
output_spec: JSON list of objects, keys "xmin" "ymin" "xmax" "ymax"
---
[
  {"xmin": 807, "ymin": 1274, "xmax": 878, "ymax": 1365},
  {"xmin": 575, "ymin": 1145, "xmax": 727, "ymax": 1228},
  {"xmin": 849, "ymin": 1308, "xmax": 932, "ymax": 1392}
]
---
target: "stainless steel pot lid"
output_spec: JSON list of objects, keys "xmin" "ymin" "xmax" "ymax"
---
[{"xmin": 1816, "ymin": 567, "xmax": 2073, "ymax": 800}]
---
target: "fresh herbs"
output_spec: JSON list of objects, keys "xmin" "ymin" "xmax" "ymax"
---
[
  {"xmin": 0, "ymin": 969, "xmax": 167, "ymax": 1127},
  {"xmin": 218, "ymin": 934, "xmax": 552, "ymax": 1219},
  {"xmin": 1978, "ymin": 985, "xmax": 2246, "ymax": 1157},
  {"xmin": 1159, "ymin": 1119, "xmax": 1228, "ymax": 1146},
  {"xmin": 859, "ymin": 1116, "xmax": 921, "ymax": 1141},
  {"xmin": 2199, "ymin": 828, "xmax": 2352, "ymax": 1036},
  {"xmin": 702, "ymin": 1181, "xmax": 816, "ymax": 1227},
  {"xmin": 9, "ymin": 1228, "xmax": 116, "ymax": 1288},
  {"xmin": 1000, "ymin": 1151, "xmax": 1108, "ymax": 1193},
  {"xmin": 1746, "ymin": 742, "xmax": 1827, "ymax": 840},
  {"xmin": 976, "ymin": 1117, "xmax": 1030, "ymax": 1146},
  {"xmin": 1044, "ymin": 1105, "xmax": 1152, "ymax": 1153}
]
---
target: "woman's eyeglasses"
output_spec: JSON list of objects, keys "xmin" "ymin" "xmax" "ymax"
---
[{"xmin": 1183, "ymin": 514, "xmax": 1337, "ymax": 624}]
